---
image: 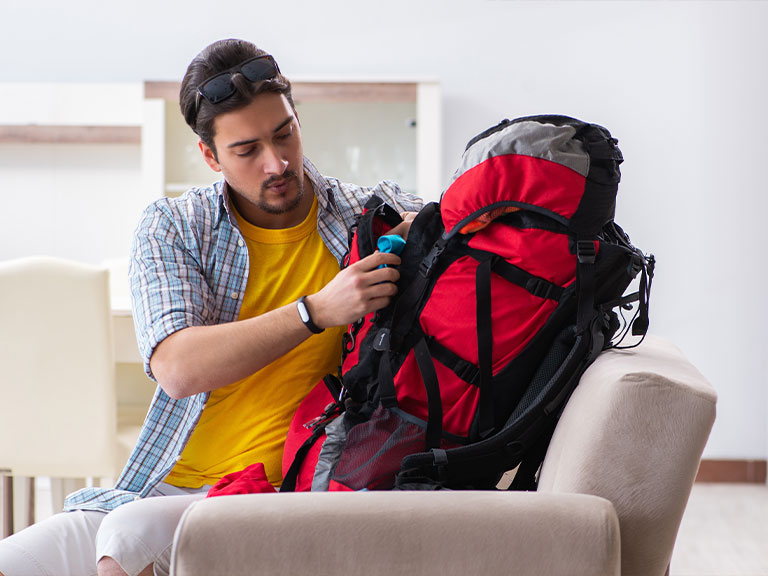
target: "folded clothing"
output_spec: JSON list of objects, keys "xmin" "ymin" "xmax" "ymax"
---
[{"xmin": 207, "ymin": 463, "xmax": 277, "ymax": 497}]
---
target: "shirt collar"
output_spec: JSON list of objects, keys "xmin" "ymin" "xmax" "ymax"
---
[{"xmin": 303, "ymin": 156, "xmax": 336, "ymax": 214}]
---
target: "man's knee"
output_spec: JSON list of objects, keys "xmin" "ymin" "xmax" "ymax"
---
[
  {"xmin": 0, "ymin": 510, "xmax": 104, "ymax": 576},
  {"xmin": 95, "ymin": 493, "xmax": 202, "ymax": 576}
]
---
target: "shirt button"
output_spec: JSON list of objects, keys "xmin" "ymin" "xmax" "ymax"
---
[
  {"xmin": 175, "ymin": 455, "xmax": 183, "ymax": 462},
  {"xmin": 231, "ymin": 292, "xmax": 239, "ymax": 299},
  {"xmin": 238, "ymin": 239, "xmax": 244, "ymax": 248},
  {"xmin": 134, "ymin": 495, "xmax": 141, "ymax": 501}
]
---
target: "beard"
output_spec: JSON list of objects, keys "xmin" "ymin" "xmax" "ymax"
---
[{"xmin": 257, "ymin": 170, "xmax": 304, "ymax": 215}]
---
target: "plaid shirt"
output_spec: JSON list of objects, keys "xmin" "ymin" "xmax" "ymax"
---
[{"xmin": 64, "ymin": 158, "xmax": 422, "ymax": 512}]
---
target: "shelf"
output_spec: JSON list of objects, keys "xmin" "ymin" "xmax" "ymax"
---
[
  {"xmin": 143, "ymin": 78, "xmax": 442, "ymax": 201},
  {"xmin": 144, "ymin": 80, "xmax": 417, "ymax": 103},
  {"xmin": 0, "ymin": 125, "xmax": 141, "ymax": 144}
]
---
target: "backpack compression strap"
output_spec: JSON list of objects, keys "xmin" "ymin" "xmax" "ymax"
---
[{"xmin": 379, "ymin": 338, "xmax": 444, "ymax": 452}]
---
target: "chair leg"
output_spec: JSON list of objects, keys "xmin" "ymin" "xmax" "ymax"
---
[
  {"xmin": 9, "ymin": 477, "xmax": 36, "ymax": 532},
  {"xmin": 50, "ymin": 478, "xmax": 86, "ymax": 514},
  {"xmin": 25, "ymin": 477, "xmax": 35, "ymax": 527},
  {"xmin": 1, "ymin": 475, "xmax": 13, "ymax": 538}
]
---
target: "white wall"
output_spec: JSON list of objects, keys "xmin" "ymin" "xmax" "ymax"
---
[{"xmin": 1, "ymin": 0, "xmax": 765, "ymax": 460}]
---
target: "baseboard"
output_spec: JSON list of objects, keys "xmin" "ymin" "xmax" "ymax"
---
[{"xmin": 695, "ymin": 459, "xmax": 767, "ymax": 483}]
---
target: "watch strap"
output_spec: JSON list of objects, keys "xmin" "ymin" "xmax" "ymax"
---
[{"xmin": 297, "ymin": 295, "xmax": 324, "ymax": 334}]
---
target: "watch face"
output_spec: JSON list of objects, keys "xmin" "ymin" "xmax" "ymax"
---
[{"xmin": 298, "ymin": 302, "xmax": 310, "ymax": 323}]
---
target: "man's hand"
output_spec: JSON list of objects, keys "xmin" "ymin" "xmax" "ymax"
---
[
  {"xmin": 307, "ymin": 251, "xmax": 402, "ymax": 329},
  {"xmin": 388, "ymin": 211, "xmax": 418, "ymax": 240},
  {"xmin": 149, "ymin": 213, "xmax": 416, "ymax": 399},
  {"xmin": 307, "ymin": 211, "xmax": 419, "ymax": 328}
]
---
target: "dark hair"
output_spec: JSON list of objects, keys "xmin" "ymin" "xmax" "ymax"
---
[{"xmin": 179, "ymin": 39, "xmax": 294, "ymax": 155}]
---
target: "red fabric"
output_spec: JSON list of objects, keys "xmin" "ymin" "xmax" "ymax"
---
[
  {"xmin": 469, "ymin": 224, "xmax": 578, "ymax": 286},
  {"xmin": 419, "ymin": 256, "xmax": 559, "ymax": 368},
  {"xmin": 281, "ymin": 379, "xmax": 336, "ymax": 492},
  {"xmin": 394, "ymin": 351, "xmax": 479, "ymax": 438},
  {"xmin": 328, "ymin": 479, "xmax": 354, "ymax": 492},
  {"xmin": 206, "ymin": 462, "xmax": 277, "ymax": 497},
  {"xmin": 441, "ymin": 154, "xmax": 586, "ymax": 235}
]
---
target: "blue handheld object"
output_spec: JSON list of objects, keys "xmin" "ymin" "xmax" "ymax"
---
[
  {"xmin": 377, "ymin": 234, "xmax": 406, "ymax": 256},
  {"xmin": 377, "ymin": 234, "xmax": 406, "ymax": 268}
]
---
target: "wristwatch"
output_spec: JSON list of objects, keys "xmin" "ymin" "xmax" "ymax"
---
[{"xmin": 297, "ymin": 295, "xmax": 324, "ymax": 334}]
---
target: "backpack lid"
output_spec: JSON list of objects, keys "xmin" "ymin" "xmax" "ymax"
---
[{"xmin": 440, "ymin": 115, "xmax": 623, "ymax": 237}]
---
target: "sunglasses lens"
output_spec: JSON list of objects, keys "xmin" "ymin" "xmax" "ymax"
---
[
  {"xmin": 196, "ymin": 55, "xmax": 278, "ymax": 113},
  {"xmin": 239, "ymin": 57, "xmax": 278, "ymax": 83},
  {"xmin": 201, "ymin": 73, "xmax": 235, "ymax": 104}
]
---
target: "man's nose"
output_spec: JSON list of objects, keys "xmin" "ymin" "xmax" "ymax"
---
[{"xmin": 263, "ymin": 146, "xmax": 288, "ymax": 175}]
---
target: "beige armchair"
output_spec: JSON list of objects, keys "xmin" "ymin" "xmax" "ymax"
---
[{"xmin": 170, "ymin": 335, "xmax": 716, "ymax": 576}]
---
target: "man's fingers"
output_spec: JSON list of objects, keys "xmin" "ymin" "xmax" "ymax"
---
[
  {"xmin": 316, "ymin": 250, "xmax": 403, "ymax": 326},
  {"xmin": 389, "ymin": 211, "xmax": 418, "ymax": 239},
  {"xmin": 354, "ymin": 251, "xmax": 401, "ymax": 271},
  {"xmin": 365, "ymin": 277, "xmax": 399, "ymax": 298},
  {"xmin": 365, "ymin": 265, "xmax": 400, "ymax": 286}
]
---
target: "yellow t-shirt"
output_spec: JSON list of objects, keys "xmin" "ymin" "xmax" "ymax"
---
[{"xmin": 165, "ymin": 195, "xmax": 346, "ymax": 489}]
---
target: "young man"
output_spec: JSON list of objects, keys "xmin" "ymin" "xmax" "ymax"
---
[{"xmin": 0, "ymin": 39, "xmax": 422, "ymax": 576}]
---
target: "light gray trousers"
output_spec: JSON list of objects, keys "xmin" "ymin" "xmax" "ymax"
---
[{"xmin": 0, "ymin": 483, "xmax": 209, "ymax": 576}]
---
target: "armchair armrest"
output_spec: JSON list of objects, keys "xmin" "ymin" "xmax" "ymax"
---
[
  {"xmin": 538, "ymin": 335, "xmax": 717, "ymax": 576},
  {"xmin": 171, "ymin": 491, "xmax": 620, "ymax": 576}
]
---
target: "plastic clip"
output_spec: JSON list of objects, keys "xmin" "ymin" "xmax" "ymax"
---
[{"xmin": 576, "ymin": 240, "xmax": 596, "ymax": 264}]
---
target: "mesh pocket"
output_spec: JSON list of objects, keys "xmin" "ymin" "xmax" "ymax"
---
[{"xmin": 331, "ymin": 405, "xmax": 426, "ymax": 491}]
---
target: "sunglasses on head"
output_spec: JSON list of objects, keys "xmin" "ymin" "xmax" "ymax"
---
[{"xmin": 193, "ymin": 54, "xmax": 280, "ymax": 120}]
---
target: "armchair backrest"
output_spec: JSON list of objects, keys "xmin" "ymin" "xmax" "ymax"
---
[{"xmin": 0, "ymin": 256, "xmax": 118, "ymax": 478}]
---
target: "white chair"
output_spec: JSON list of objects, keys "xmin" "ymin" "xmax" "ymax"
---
[{"xmin": 0, "ymin": 256, "xmax": 138, "ymax": 536}]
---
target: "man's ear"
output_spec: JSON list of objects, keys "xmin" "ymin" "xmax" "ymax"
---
[{"xmin": 199, "ymin": 140, "xmax": 222, "ymax": 172}]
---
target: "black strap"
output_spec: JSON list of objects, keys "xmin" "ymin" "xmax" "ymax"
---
[
  {"xmin": 576, "ymin": 239, "xmax": 597, "ymax": 332},
  {"xmin": 491, "ymin": 257, "xmax": 564, "ymax": 301},
  {"xmin": 476, "ymin": 258, "xmax": 495, "ymax": 438},
  {"xmin": 279, "ymin": 426, "xmax": 325, "ymax": 492},
  {"xmin": 378, "ymin": 349, "xmax": 398, "ymax": 408},
  {"xmin": 463, "ymin": 246, "xmax": 564, "ymax": 302},
  {"xmin": 279, "ymin": 391, "xmax": 343, "ymax": 493},
  {"xmin": 355, "ymin": 195, "xmax": 404, "ymax": 260},
  {"xmin": 508, "ymin": 427, "xmax": 554, "ymax": 491},
  {"xmin": 323, "ymin": 373, "xmax": 344, "ymax": 402},
  {"xmin": 632, "ymin": 254, "xmax": 655, "ymax": 336},
  {"xmin": 426, "ymin": 337, "xmax": 479, "ymax": 386},
  {"xmin": 414, "ymin": 337, "xmax": 443, "ymax": 451},
  {"xmin": 389, "ymin": 238, "xmax": 449, "ymax": 352}
]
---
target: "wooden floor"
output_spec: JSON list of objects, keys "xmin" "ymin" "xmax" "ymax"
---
[{"xmin": 671, "ymin": 483, "xmax": 768, "ymax": 576}]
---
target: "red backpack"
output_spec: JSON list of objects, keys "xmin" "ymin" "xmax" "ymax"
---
[{"xmin": 281, "ymin": 115, "xmax": 654, "ymax": 492}]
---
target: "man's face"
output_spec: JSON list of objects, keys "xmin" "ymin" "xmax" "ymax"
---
[{"xmin": 200, "ymin": 92, "xmax": 306, "ymax": 227}]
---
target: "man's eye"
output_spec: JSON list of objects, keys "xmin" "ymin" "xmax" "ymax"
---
[
  {"xmin": 236, "ymin": 148, "xmax": 254, "ymax": 157},
  {"xmin": 276, "ymin": 131, "xmax": 292, "ymax": 141}
]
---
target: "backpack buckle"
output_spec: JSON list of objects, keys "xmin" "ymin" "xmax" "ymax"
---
[
  {"xmin": 525, "ymin": 278, "xmax": 556, "ymax": 300},
  {"xmin": 456, "ymin": 362, "xmax": 479, "ymax": 385},
  {"xmin": 420, "ymin": 240, "xmax": 446, "ymax": 277},
  {"xmin": 576, "ymin": 240, "xmax": 596, "ymax": 264}
]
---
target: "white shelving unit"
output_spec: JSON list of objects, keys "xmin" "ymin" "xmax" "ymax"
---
[{"xmin": 142, "ymin": 79, "xmax": 442, "ymax": 202}]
